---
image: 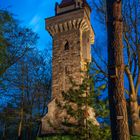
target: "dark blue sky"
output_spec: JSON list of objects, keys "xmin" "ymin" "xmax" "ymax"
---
[
  {"xmin": 0, "ymin": 0, "xmax": 105, "ymax": 52},
  {"xmin": 0, "ymin": 0, "xmax": 62, "ymax": 50}
]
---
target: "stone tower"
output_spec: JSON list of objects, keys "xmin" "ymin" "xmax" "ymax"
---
[{"xmin": 41, "ymin": 0, "xmax": 98, "ymax": 135}]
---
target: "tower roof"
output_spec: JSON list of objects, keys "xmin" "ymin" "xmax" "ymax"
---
[
  {"xmin": 59, "ymin": 0, "xmax": 75, "ymax": 8},
  {"xmin": 56, "ymin": 0, "xmax": 91, "ymax": 15},
  {"xmin": 59, "ymin": 0, "xmax": 88, "ymax": 8}
]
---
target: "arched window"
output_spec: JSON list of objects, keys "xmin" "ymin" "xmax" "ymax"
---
[
  {"xmin": 75, "ymin": 0, "xmax": 83, "ymax": 8},
  {"xmin": 64, "ymin": 41, "xmax": 69, "ymax": 50},
  {"xmin": 65, "ymin": 66, "xmax": 68, "ymax": 75}
]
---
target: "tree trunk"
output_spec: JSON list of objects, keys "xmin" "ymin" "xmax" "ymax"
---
[
  {"xmin": 125, "ymin": 66, "xmax": 140, "ymax": 135},
  {"xmin": 2, "ymin": 124, "xmax": 6, "ymax": 140},
  {"xmin": 106, "ymin": 0, "xmax": 130, "ymax": 139},
  {"xmin": 18, "ymin": 108, "xmax": 23, "ymax": 140}
]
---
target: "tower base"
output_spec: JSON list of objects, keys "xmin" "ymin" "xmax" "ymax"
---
[{"xmin": 40, "ymin": 98, "xmax": 99, "ymax": 135}]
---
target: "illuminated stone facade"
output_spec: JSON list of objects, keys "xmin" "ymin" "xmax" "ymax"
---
[{"xmin": 41, "ymin": 0, "xmax": 98, "ymax": 135}]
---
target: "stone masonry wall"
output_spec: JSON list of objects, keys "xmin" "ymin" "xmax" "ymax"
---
[{"xmin": 52, "ymin": 29, "xmax": 82, "ymax": 99}]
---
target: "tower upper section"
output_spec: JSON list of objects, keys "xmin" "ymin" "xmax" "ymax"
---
[
  {"xmin": 46, "ymin": 0, "xmax": 94, "ymax": 44},
  {"xmin": 55, "ymin": 0, "xmax": 91, "ymax": 16}
]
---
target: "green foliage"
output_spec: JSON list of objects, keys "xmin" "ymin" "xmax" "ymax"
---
[
  {"xmin": 50, "ymin": 64, "xmax": 111, "ymax": 140},
  {"xmin": 37, "ymin": 135, "xmax": 77, "ymax": 140},
  {"xmin": 37, "ymin": 136, "xmax": 83, "ymax": 140},
  {"xmin": 86, "ymin": 122, "xmax": 111, "ymax": 140},
  {"xmin": 131, "ymin": 136, "xmax": 140, "ymax": 140},
  {"xmin": 38, "ymin": 64, "xmax": 111, "ymax": 140},
  {"xmin": 0, "ymin": 9, "xmax": 38, "ymax": 76},
  {"xmin": 0, "ymin": 10, "xmax": 12, "ymax": 70}
]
